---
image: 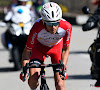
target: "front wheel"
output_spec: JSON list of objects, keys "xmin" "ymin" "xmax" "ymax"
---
[
  {"xmin": 12, "ymin": 46, "xmax": 22, "ymax": 71},
  {"xmin": 40, "ymin": 84, "xmax": 49, "ymax": 90}
]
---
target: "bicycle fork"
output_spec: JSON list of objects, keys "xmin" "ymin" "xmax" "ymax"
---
[{"xmin": 40, "ymin": 67, "xmax": 49, "ymax": 90}]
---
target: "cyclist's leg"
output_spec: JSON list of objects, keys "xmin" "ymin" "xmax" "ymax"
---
[
  {"xmin": 28, "ymin": 67, "xmax": 40, "ymax": 89},
  {"xmin": 52, "ymin": 56, "xmax": 65, "ymax": 90},
  {"xmin": 54, "ymin": 72, "xmax": 65, "ymax": 90},
  {"xmin": 47, "ymin": 41, "xmax": 65, "ymax": 90},
  {"xmin": 52, "ymin": 57, "xmax": 65, "ymax": 90},
  {"xmin": 28, "ymin": 44, "xmax": 45, "ymax": 90}
]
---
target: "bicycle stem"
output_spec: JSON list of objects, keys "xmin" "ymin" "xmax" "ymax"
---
[{"xmin": 40, "ymin": 67, "xmax": 47, "ymax": 84}]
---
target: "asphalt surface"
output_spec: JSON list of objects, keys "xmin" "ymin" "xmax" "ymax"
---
[{"xmin": 0, "ymin": 25, "xmax": 100, "ymax": 90}]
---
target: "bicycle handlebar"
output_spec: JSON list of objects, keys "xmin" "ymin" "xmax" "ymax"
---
[{"xmin": 22, "ymin": 60, "xmax": 65, "ymax": 80}]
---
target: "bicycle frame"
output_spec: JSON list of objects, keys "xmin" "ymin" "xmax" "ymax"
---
[
  {"xmin": 40, "ymin": 66, "xmax": 49, "ymax": 90},
  {"xmin": 22, "ymin": 60, "xmax": 64, "ymax": 90}
]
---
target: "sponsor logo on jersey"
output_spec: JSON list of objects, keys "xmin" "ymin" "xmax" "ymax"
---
[
  {"xmin": 31, "ymin": 32, "xmax": 37, "ymax": 44},
  {"xmin": 38, "ymin": 37, "xmax": 62, "ymax": 40}
]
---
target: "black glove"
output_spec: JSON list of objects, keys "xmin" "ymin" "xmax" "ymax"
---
[
  {"xmin": 82, "ymin": 21, "xmax": 97, "ymax": 31},
  {"xmin": 82, "ymin": 24, "xmax": 88, "ymax": 31}
]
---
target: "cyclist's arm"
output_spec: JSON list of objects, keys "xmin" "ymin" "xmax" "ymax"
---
[
  {"xmin": 62, "ymin": 46, "xmax": 69, "ymax": 67},
  {"xmin": 20, "ymin": 48, "xmax": 31, "ymax": 82},
  {"xmin": 62, "ymin": 22, "xmax": 72, "ymax": 67},
  {"xmin": 60, "ymin": 46, "xmax": 69, "ymax": 80},
  {"xmin": 21, "ymin": 22, "xmax": 38, "ymax": 67},
  {"xmin": 22, "ymin": 48, "xmax": 31, "ymax": 67}
]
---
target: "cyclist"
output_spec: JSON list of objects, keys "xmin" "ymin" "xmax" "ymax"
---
[
  {"xmin": 20, "ymin": 2, "xmax": 72, "ymax": 90},
  {"xmin": 91, "ymin": 0, "xmax": 100, "ymax": 5},
  {"xmin": 82, "ymin": 0, "xmax": 100, "ymax": 87},
  {"xmin": 33, "ymin": 0, "xmax": 44, "ymax": 18}
]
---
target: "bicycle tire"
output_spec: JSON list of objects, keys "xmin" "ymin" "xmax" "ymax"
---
[
  {"xmin": 12, "ymin": 46, "xmax": 21, "ymax": 70},
  {"xmin": 40, "ymin": 84, "xmax": 49, "ymax": 90}
]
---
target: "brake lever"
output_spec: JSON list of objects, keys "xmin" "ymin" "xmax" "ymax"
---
[
  {"xmin": 59, "ymin": 60, "xmax": 65, "ymax": 77},
  {"xmin": 23, "ymin": 63, "xmax": 29, "ymax": 81}
]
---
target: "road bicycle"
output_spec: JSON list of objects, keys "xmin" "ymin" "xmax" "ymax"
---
[{"xmin": 22, "ymin": 60, "xmax": 66, "ymax": 90}]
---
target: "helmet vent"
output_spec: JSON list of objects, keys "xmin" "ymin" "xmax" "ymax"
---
[
  {"xmin": 42, "ymin": 13, "xmax": 46, "ymax": 17},
  {"xmin": 47, "ymin": 15, "xmax": 50, "ymax": 19},
  {"xmin": 44, "ymin": 9, "xmax": 49, "ymax": 14},
  {"xmin": 52, "ymin": 11, "xmax": 54, "ymax": 18},
  {"xmin": 56, "ymin": 8, "xmax": 59, "ymax": 13},
  {"xmin": 50, "ymin": 3, "xmax": 52, "ymax": 7},
  {"xmin": 56, "ymin": 14, "xmax": 58, "ymax": 17},
  {"xmin": 43, "ymin": 6, "xmax": 46, "ymax": 8}
]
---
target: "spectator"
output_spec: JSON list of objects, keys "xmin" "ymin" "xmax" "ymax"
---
[
  {"xmin": 33, "ymin": 0, "xmax": 44, "ymax": 18},
  {"xmin": 91, "ymin": 0, "xmax": 100, "ymax": 5},
  {"xmin": 82, "ymin": 1, "xmax": 100, "ymax": 86}
]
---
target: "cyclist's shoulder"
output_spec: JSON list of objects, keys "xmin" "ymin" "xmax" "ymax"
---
[
  {"xmin": 32, "ymin": 18, "xmax": 44, "ymax": 32},
  {"xmin": 35, "ymin": 18, "xmax": 42, "ymax": 22},
  {"xmin": 34, "ymin": 18, "xmax": 43, "ymax": 25},
  {"xmin": 60, "ymin": 18, "xmax": 72, "ymax": 30}
]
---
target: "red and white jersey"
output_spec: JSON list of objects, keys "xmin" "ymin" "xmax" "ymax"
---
[{"xmin": 26, "ymin": 18, "xmax": 72, "ymax": 50}]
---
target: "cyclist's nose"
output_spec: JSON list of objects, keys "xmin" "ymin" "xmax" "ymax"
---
[
  {"xmin": 52, "ymin": 25, "xmax": 57, "ymax": 28},
  {"xmin": 52, "ymin": 25, "xmax": 58, "ymax": 30}
]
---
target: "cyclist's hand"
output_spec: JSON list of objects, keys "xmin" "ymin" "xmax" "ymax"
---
[
  {"xmin": 60, "ymin": 72, "xmax": 68, "ymax": 80},
  {"xmin": 20, "ymin": 72, "xmax": 28, "ymax": 82},
  {"xmin": 59, "ymin": 66, "xmax": 68, "ymax": 80}
]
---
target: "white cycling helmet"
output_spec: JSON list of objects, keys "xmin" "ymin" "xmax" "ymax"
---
[
  {"xmin": 18, "ymin": 0, "xmax": 28, "ymax": 2},
  {"xmin": 41, "ymin": 2, "xmax": 62, "ymax": 22}
]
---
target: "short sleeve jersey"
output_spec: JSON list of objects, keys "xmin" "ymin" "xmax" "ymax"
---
[{"xmin": 25, "ymin": 18, "xmax": 72, "ymax": 50}]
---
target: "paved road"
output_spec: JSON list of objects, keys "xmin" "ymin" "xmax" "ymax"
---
[{"xmin": 0, "ymin": 26, "xmax": 100, "ymax": 90}]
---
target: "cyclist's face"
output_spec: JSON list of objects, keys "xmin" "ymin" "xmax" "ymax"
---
[
  {"xmin": 46, "ymin": 25, "xmax": 59, "ymax": 34},
  {"xmin": 45, "ymin": 22, "xmax": 59, "ymax": 34}
]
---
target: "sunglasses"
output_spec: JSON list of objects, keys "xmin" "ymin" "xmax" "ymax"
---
[{"xmin": 45, "ymin": 21, "xmax": 60, "ymax": 26}]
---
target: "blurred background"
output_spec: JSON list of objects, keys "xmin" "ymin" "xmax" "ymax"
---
[
  {"xmin": 0, "ymin": 0, "xmax": 98, "ymax": 25},
  {"xmin": 0, "ymin": 0, "xmax": 100, "ymax": 90}
]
